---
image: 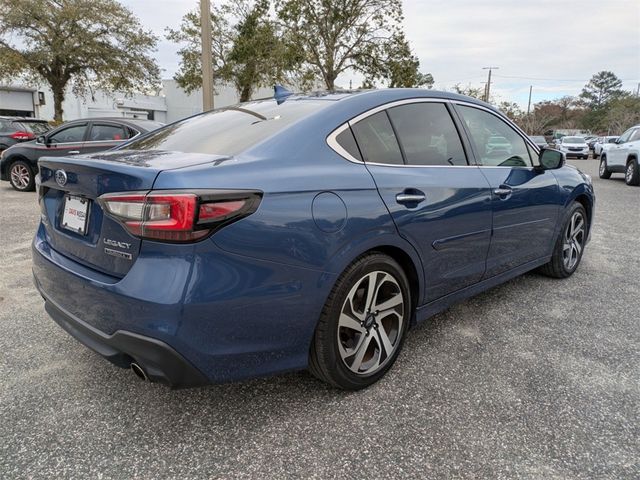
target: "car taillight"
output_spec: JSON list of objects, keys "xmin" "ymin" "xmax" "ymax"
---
[
  {"xmin": 98, "ymin": 190, "xmax": 262, "ymax": 242},
  {"xmin": 10, "ymin": 131, "xmax": 35, "ymax": 140}
]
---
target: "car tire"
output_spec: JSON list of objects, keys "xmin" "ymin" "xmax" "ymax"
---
[
  {"xmin": 539, "ymin": 202, "xmax": 588, "ymax": 279},
  {"xmin": 625, "ymin": 159, "xmax": 640, "ymax": 186},
  {"xmin": 593, "ymin": 152, "xmax": 599, "ymax": 159},
  {"xmin": 309, "ymin": 253, "xmax": 411, "ymax": 390},
  {"xmin": 9, "ymin": 160, "xmax": 35, "ymax": 192},
  {"xmin": 599, "ymin": 157, "xmax": 611, "ymax": 179}
]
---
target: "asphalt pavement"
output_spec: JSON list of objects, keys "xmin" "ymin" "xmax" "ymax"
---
[{"xmin": 0, "ymin": 159, "xmax": 638, "ymax": 479}]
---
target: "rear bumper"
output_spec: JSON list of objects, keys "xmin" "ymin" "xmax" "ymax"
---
[
  {"xmin": 32, "ymin": 222, "xmax": 334, "ymax": 385},
  {"xmin": 36, "ymin": 287, "xmax": 209, "ymax": 388}
]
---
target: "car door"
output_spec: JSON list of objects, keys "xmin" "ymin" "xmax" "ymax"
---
[
  {"xmin": 41, "ymin": 123, "xmax": 88, "ymax": 157},
  {"xmin": 344, "ymin": 100, "xmax": 493, "ymax": 303},
  {"xmin": 453, "ymin": 102, "xmax": 561, "ymax": 277},
  {"xmin": 82, "ymin": 122, "xmax": 135, "ymax": 155},
  {"xmin": 607, "ymin": 128, "xmax": 637, "ymax": 168}
]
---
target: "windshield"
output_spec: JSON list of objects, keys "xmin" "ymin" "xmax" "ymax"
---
[
  {"xmin": 125, "ymin": 99, "xmax": 330, "ymax": 156},
  {"xmin": 13, "ymin": 121, "xmax": 50, "ymax": 135},
  {"xmin": 563, "ymin": 137, "xmax": 585, "ymax": 143}
]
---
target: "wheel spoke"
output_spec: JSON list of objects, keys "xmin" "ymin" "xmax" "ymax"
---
[
  {"xmin": 374, "ymin": 291, "xmax": 402, "ymax": 312},
  {"xmin": 574, "ymin": 240, "xmax": 582, "ymax": 255},
  {"xmin": 339, "ymin": 313, "xmax": 363, "ymax": 333},
  {"xmin": 350, "ymin": 333, "xmax": 373, "ymax": 372},
  {"xmin": 364, "ymin": 272, "xmax": 378, "ymax": 311},
  {"xmin": 376, "ymin": 324, "xmax": 394, "ymax": 358}
]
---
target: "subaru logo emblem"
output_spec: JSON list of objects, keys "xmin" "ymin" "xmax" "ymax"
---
[{"xmin": 55, "ymin": 169, "xmax": 67, "ymax": 187}]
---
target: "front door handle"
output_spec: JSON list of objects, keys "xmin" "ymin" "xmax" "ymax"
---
[
  {"xmin": 68, "ymin": 150, "xmax": 80, "ymax": 155},
  {"xmin": 493, "ymin": 186, "xmax": 513, "ymax": 198},
  {"xmin": 396, "ymin": 190, "xmax": 426, "ymax": 206}
]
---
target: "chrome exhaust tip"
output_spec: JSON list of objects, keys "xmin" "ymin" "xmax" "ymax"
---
[{"xmin": 130, "ymin": 362, "xmax": 148, "ymax": 381}]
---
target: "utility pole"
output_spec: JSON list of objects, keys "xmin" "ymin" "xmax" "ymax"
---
[
  {"xmin": 526, "ymin": 85, "xmax": 533, "ymax": 115},
  {"xmin": 200, "ymin": 0, "xmax": 214, "ymax": 111},
  {"xmin": 482, "ymin": 66, "xmax": 499, "ymax": 103},
  {"xmin": 636, "ymin": 82, "xmax": 640, "ymax": 97}
]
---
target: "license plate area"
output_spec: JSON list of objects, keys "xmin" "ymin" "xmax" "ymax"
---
[{"xmin": 62, "ymin": 195, "xmax": 90, "ymax": 235}]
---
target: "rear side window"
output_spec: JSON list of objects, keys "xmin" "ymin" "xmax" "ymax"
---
[
  {"xmin": 89, "ymin": 124, "xmax": 129, "ymax": 141},
  {"xmin": 126, "ymin": 100, "xmax": 329, "ymax": 156},
  {"xmin": 387, "ymin": 103, "xmax": 467, "ymax": 166},
  {"xmin": 457, "ymin": 105, "xmax": 532, "ymax": 167},
  {"xmin": 351, "ymin": 111, "xmax": 403, "ymax": 165},
  {"xmin": 335, "ymin": 127, "xmax": 362, "ymax": 161}
]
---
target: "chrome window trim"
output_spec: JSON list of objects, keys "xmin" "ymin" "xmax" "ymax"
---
[{"xmin": 327, "ymin": 97, "xmax": 474, "ymax": 168}]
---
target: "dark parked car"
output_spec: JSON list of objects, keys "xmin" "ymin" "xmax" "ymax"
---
[
  {"xmin": 529, "ymin": 135, "xmax": 548, "ymax": 149},
  {"xmin": 32, "ymin": 89, "xmax": 595, "ymax": 390},
  {"xmin": 0, "ymin": 116, "xmax": 51, "ymax": 153},
  {"xmin": 0, "ymin": 117, "xmax": 164, "ymax": 191}
]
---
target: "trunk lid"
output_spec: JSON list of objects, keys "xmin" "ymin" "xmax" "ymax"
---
[{"xmin": 37, "ymin": 150, "xmax": 229, "ymax": 277}]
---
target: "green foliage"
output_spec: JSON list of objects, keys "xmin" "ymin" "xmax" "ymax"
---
[
  {"xmin": 167, "ymin": 0, "xmax": 295, "ymax": 102},
  {"xmin": 277, "ymin": 0, "xmax": 408, "ymax": 90},
  {"xmin": 0, "ymin": 0, "xmax": 160, "ymax": 121},
  {"xmin": 579, "ymin": 71, "xmax": 624, "ymax": 109},
  {"xmin": 497, "ymin": 101, "xmax": 522, "ymax": 122},
  {"xmin": 362, "ymin": 32, "xmax": 433, "ymax": 88}
]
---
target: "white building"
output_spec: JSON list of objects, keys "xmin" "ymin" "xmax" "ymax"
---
[{"xmin": 0, "ymin": 80, "xmax": 274, "ymax": 124}]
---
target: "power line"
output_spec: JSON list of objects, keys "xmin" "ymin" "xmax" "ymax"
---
[{"xmin": 493, "ymin": 74, "xmax": 640, "ymax": 83}]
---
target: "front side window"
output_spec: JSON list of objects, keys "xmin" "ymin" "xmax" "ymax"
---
[
  {"xmin": 351, "ymin": 111, "xmax": 404, "ymax": 165},
  {"xmin": 89, "ymin": 124, "xmax": 129, "ymax": 142},
  {"xmin": 48, "ymin": 124, "xmax": 87, "ymax": 144},
  {"xmin": 457, "ymin": 105, "xmax": 532, "ymax": 167},
  {"xmin": 387, "ymin": 103, "xmax": 467, "ymax": 166}
]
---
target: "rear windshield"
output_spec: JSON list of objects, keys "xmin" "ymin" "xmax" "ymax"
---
[{"xmin": 125, "ymin": 99, "xmax": 330, "ymax": 156}]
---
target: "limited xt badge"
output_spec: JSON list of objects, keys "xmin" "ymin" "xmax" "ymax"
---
[{"xmin": 103, "ymin": 238, "xmax": 133, "ymax": 260}]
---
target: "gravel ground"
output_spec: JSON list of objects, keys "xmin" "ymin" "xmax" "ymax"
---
[{"xmin": 0, "ymin": 159, "xmax": 638, "ymax": 479}]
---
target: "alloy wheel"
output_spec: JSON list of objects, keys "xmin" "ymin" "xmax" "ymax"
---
[
  {"xmin": 599, "ymin": 160, "xmax": 606, "ymax": 176},
  {"xmin": 563, "ymin": 211, "xmax": 585, "ymax": 270},
  {"xmin": 337, "ymin": 271, "xmax": 404, "ymax": 376},
  {"xmin": 10, "ymin": 164, "xmax": 31, "ymax": 190},
  {"xmin": 626, "ymin": 162, "xmax": 635, "ymax": 184}
]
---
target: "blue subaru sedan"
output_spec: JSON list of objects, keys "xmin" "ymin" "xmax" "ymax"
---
[{"xmin": 32, "ymin": 89, "xmax": 595, "ymax": 389}]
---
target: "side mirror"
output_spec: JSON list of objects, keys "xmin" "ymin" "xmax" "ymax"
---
[
  {"xmin": 538, "ymin": 148, "xmax": 565, "ymax": 170},
  {"xmin": 36, "ymin": 135, "xmax": 46, "ymax": 144}
]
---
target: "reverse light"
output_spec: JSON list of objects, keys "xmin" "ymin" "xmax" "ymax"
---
[
  {"xmin": 10, "ymin": 131, "xmax": 35, "ymax": 141},
  {"xmin": 99, "ymin": 190, "xmax": 261, "ymax": 242}
]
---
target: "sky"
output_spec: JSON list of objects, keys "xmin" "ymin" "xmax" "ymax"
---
[{"xmin": 121, "ymin": 0, "xmax": 640, "ymax": 108}]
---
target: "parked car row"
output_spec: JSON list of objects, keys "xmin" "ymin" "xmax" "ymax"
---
[
  {"xmin": 592, "ymin": 135, "xmax": 619, "ymax": 158},
  {"xmin": 0, "ymin": 116, "xmax": 51, "ymax": 153},
  {"xmin": 0, "ymin": 118, "xmax": 164, "ymax": 191}
]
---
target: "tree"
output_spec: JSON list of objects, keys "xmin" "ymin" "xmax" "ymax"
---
[
  {"xmin": 605, "ymin": 95, "xmax": 640, "ymax": 134},
  {"xmin": 0, "ymin": 0, "xmax": 160, "ymax": 122},
  {"xmin": 452, "ymin": 83, "xmax": 484, "ymax": 99},
  {"xmin": 362, "ymin": 32, "xmax": 433, "ymax": 88},
  {"xmin": 497, "ymin": 101, "xmax": 522, "ymax": 122},
  {"xmin": 167, "ymin": 0, "xmax": 294, "ymax": 102},
  {"xmin": 579, "ymin": 71, "xmax": 624, "ymax": 109},
  {"xmin": 277, "ymin": 0, "xmax": 405, "ymax": 90}
]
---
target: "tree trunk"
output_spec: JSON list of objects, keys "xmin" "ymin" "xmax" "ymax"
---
[
  {"xmin": 239, "ymin": 83, "xmax": 252, "ymax": 103},
  {"xmin": 324, "ymin": 73, "xmax": 336, "ymax": 91},
  {"xmin": 52, "ymin": 85, "xmax": 66, "ymax": 123}
]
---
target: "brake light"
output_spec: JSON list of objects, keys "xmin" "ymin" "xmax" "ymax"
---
[
  {"xmin": 99, "ymin": 190, "xmax": 261, "ymax": 242},
  {"xmin": 10, "ymin": 131, "xmax": 35, "ymax": 140}
]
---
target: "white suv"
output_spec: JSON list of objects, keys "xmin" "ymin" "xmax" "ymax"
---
[
  {"xmin": 556, "ymin": 136, "xmax": 589, "ymax": 159},
  {"xmin": 599, "ymin": 125, "xmax": 640, "ymax": 186},
  {"xmin": 593, "ymin": 136, "xmax": 619, "ymax": 159}
]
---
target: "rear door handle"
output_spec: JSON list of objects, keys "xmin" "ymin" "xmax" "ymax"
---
[
  {"xmin": 69, "ymin": 150, "xmax": 80, "ymax": 155},
  {"xmin": 396, "ymin": 190, "xmax": 426, "ymax": 206},
  {"xmin": 493, "ymin": 186, "xmax": 513, "ymax": 198}
]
